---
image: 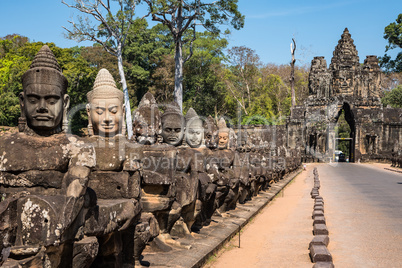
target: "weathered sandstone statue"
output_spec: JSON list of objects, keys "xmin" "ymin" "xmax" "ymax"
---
[
  {"xmin": 86, "ymin": 69, "xmax": 126, "ymax": 138},
  {"xmin": 159, "ymin": 103, "xmax": 199, "ymax": 241},
  {"xmin": 0, "ymin": 45, "xmax": 96, "ymax": 267},
  {"xmin": 83, "ymin": 69, "xmax": 157, "ymax": 267},
  {"xmin": 18, "ymin": 45, "xmax": 70, "ymax": 135},
  {"xmin": 185, "ymin": 108, "xmax": 204, "ymax": 149},
  {"xmin": 132, "ymin": 92, "xmax": 161, "ymax": 145},
  {"xmin": 205, "ymin": 117, "xmax": 240, "ymax": 214},
  {"xmin": 191, "ymin": 113, "xmax": 219, "ymax": 229}
]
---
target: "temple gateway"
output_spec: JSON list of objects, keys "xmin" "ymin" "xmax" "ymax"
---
[{"xmin": 288, "ymin": 28, "xmax": 402, "ymax": 163}]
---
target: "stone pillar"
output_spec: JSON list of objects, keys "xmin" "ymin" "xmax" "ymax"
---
[
  {"xmin": 354, "ymin": 123, "xmax": 361, "ymax": 161},
  {"xmin": 327, "ymin": 121, "xmax": 336, "ymax": 162}
]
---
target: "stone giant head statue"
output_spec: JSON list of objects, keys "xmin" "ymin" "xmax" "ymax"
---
[
  {"xmin": 86, "ymin": 69, "xmax": 125, "ymax": 137},
  {"xmin": 132, "ymin": 92, "xmax": 161, "ymax": 144},
  {"xmin": 161, "ymin": 101, "xmax": 185, "ymax": 146},
  {"xmin": 185, "ymin": 108, "xmax": 204, "ymax": 148},
  {"xmin": 217, "ymin": 117, "xmax": 230, "ymax": 149},
  {"xmin": 203, "ymin": 115, "xmax": 218, "ymax": 150},
  {"xmin": 20, "ymin": 45, "xmax": 70, "ymax": 135}
]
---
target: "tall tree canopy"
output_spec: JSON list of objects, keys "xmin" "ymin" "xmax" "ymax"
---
[
  {"xmin": 380, "ymin": 13, "xmax": 402, "ymax": 73},
  {"xmin": 382, "ymin": 85, "xmax": 402, "ymax": 108},
  {"xmin": 143, "ymin": 0, "xmax": 245, "ymax": 112}
]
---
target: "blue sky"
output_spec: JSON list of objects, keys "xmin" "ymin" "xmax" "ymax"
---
[{"xmin": 0, "ymin": 0, "xmax": 401, "ymax": 66}]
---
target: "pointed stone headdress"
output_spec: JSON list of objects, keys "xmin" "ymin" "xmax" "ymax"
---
[
  {"xmin": 132, "ymin": 91, "xmax": 161, "ymax": 143},
  {"xmin": 185, "ymin": 108, "xmax": 201, "ymax": 126},
  {"xmin": 217, "ymin": 117, "xmax": 229, "ymax": 133},
  {"xmin": 22, "ymin": 45, "xmax": 68, "ymax": 94},
  {"xmin": 162, "ymin": 101, "xmax": 182, "ymax": 117},
  {"xmin": 330, "ymin": 28, "xmax": 359, "ymax": 69},
  {"xmin": 203, "ymin": 115, "xmax": 217, "ymax": 134},
  {"xmin": 87, "ymin": 68, "xmax": 124, "ymax": 103}
]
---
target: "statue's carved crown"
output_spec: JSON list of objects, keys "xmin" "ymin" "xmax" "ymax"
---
[
  {"xmin": 87, "ymin": 68, "xmax": 123, "ymax": 103},
  {"xmin": 203, "ymin": 115, "xmax": 217, "ymax": 133},
  {"xmin": 139, "ymin": 92, "xmax": 157, "ymax": 108},
  {"xmin": 161, "ymin": 101, "xmax": 183, "ymax": 119},
  {"xmin": 218, "ymin": 117, "xmax": 229, "ymax": 133},
  {"xmin": 22, "ymin": 45, "xmax": 68, "ymax": 93},
  {"xmin": 185, "ymin": 108, "xmax": 201, "ymax": 126},
  {"xmin": 133, "ymin": 91, "xmax": 160, "ymax": 128}
]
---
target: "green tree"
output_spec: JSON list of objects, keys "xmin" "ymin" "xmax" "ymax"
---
[
  {"xmin": 143, "ymin": 0, "xmax": 245, "ymax": 112},
  {"xmin": 382, "ymin": 85, "xmax": 402, "ymax": 108},
  {"xmin": 222, "ymin": 46, "xmax": 261, "ymax": 117},
  {"xmin": 183, "ymin": 31, "xmax": 228, "ymax": 118},
  {"xmin": 260, "ymin": 73, "xmax": 291, "ymax": 121},
  {"xmin": 0, "ymin": 36, "xmax": 35, "ymax": 126},
  {"xmin": 124, "ymin": 21, "xmax": 173, "ymax": 104},
  {"xmin": 380, "ymin": 13, "xmax": 402, "ymax": 73}
]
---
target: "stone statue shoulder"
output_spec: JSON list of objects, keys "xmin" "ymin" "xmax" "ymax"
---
[{"xmin": 0, "ymin": 132, "xmax": 71, "ymax": 172}]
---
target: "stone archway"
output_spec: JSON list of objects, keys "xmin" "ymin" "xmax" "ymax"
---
[{"xmin": 333, "ymin": 102, "xmax": 356, "ymax": 162}]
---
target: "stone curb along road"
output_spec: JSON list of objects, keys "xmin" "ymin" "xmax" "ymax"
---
[
  {"xmin": 309, "ymin": 167, "xmax": 334, "ymax": 268},
  {"xmin": 140, "ymin": 168, "xmax": 303, "ymax": 268}
]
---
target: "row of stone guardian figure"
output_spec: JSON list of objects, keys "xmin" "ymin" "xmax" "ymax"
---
[{"xmin": 0, "ymin": 45, "xmax": 300, "ymax": 267}]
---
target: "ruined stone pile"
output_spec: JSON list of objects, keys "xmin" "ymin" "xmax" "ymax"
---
[{"xmin": 309, "ymin": 167, "xmax": 334, "ymax": 268}]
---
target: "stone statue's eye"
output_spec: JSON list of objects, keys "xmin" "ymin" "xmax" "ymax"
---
[
  {"xmin": 27, "ymin": 96, "xmax": 39, "ymax": 104},
  {"xmin": 96, "ymin": 108, "xmax": 104, "ymax": 115},
  {"xmin": 46, "ymin": 97, "xmax": 59, "ymax": 105},
  {"xmin": 175, "ymin": 128, "xmax": 181, "ymax": 133},
  {"xmin": 109, "ymin": 107, "xmax": 118, "ymax": 114},
  {"xmin": 164, "ymin": 128, "xmax": 172, "ymax": 132}
]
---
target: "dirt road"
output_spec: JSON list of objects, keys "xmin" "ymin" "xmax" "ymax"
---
[
  {"xmin": 207, "ymin": 163, "xmax": 402, "ymax": 268},
  {"xmin": 206, "ymin": 164, "xmax": 316, "ymax": 268}
]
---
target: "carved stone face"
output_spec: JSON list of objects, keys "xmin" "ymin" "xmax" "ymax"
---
[
  {"xmin": 20, "ymin": 83, "xmax": 68, "ymax": 131},
  {"xmin": 88, "ymin": 97, "xmax": 123, "ymax": 137},
  {"xmin": 186, "ymin": 119, "xmax": 203, "ymax": 148},
  {"xmin": 205, "ymin": 131, "xmax": 217, "ymax": 149},
  {"xmin": 218, "ymin": 131, "xmax": 229, "ymax": 149},
  {"xmin": 133, "ymin": 102, "xmax": 160, "ymax": 145},
  {"xmin": 161, "ymin": 114, "xmax": 184, "ymax": 146},
  {"xmin": 134, "ymin": 119, "xmax": 157, "ymax": 144}
]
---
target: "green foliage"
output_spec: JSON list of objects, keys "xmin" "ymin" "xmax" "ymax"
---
[
  {"xmin": 0, "ymin": 29, "xmax": 309, "ymax": 130},
  {"xmin": 143, "ymin": 0, "xmax": 245, "ymax": 110},
  {"xmin": 183, "ymin": 31, "xmax": 228, "ymax": 117},
  {"xmin": 0, "ymin": 35, "xmax": 31, "ymax": 126},
  {"xmin": 382, "ymin": 85, "xmax": 402, "ymax": 108},
  {"xmin": 124, "ymin": 20, "xmax": 173, "ymax": 104},
  {"xmin": 335, "ymin": 110, "xmax": 352, "ymax": 157},
  {"xmin": 380, "ymin": 13, "xmax": 402, "ymax": 73}
]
